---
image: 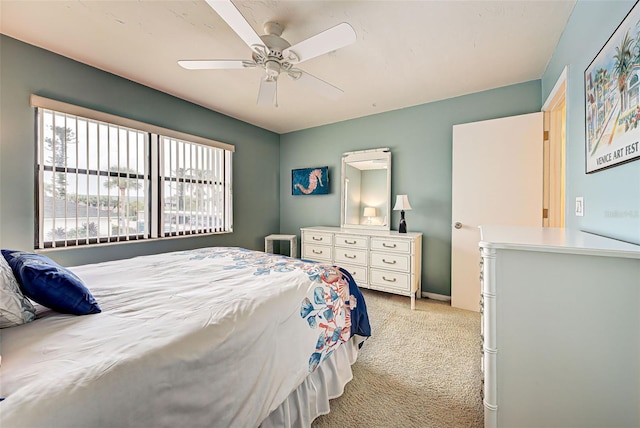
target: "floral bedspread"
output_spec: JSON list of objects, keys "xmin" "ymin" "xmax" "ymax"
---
[
  {"xmin": 183, "ymin": 247, "xmax": 371, "ymax": 372},
  {"xmin": 1, "ymin": 247, "xmax": 371, "ymax": 428}
]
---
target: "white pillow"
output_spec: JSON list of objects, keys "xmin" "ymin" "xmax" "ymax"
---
[{"xmin": 0, "ymin": 253, "xmax": 36, "ymax": 328}]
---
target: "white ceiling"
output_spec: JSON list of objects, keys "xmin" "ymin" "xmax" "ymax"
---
[{"xmin": 1, "ymin": 0, "xmax": 576, "ymax": 134}]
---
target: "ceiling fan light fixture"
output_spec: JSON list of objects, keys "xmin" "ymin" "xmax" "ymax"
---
[{"xmin": 265, "ymin": 60, "xmax": 281, "ymax": 77}]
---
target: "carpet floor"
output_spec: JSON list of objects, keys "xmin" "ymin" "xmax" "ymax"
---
[{"xmin": 312, "ymin": 289, "xmax": 483, "ymax": 428}]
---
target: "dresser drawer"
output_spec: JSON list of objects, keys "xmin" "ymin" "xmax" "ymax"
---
[
  {"xmin": 303, "ymin": 231, "xmax": 333, "ymax": 246},
  {"xmin": 335, "ymin": 248, "xmax": 367, "ymax": 266},
  {"xmin": 370, "ymin": 269, "xmax": 411, "ymax": 294},
  {"xmin": 339, "ymin": 263, "xmax": 368, "ymax": 286},
  {"xmin": 370, "ymin": 238, "xmax": 411, "ymax": 253},
  {"xmin": 301, "ymin": 227, "xmax": 422, "ymax": 310},
  {"xmin": 370, "ymin": 252, "xmax": 410, "ymax": 272},
  {"xmin": 302, "ymin": 243, "xmax": 332, "ymax": 262},
  {"xmin": 334, "ymin": 234, "xmax": 368, "ymax": 249}
]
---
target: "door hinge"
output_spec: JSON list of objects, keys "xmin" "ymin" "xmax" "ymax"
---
[
  {"xmin": 543, "ymin": 130, "xmax": 549, "ymax": 141},
  {"xmin": 543, "ymin": 208, "xmax": 549, "ymax": 219}
]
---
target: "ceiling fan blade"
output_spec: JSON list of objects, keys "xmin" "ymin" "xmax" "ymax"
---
[
  {"xmin": 283, "ymin": 22, "xmax": 356, "ymax": 64},
  {"xmin": 178, "ymin": 60, "xmax": 254, "ymax": 70},
  {"xmin": 290, "ymin": 70, "xmax": 343, "ymax": 100},
  {"xmin": 204, "ymin": 0, "xmax": 264, "ymax": 51},
  {"xmin": 257, "ymin": 76, "xmax": 277, "ymax": 106}
]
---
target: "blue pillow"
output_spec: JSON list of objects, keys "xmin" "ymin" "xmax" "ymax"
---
[{"xmin": 1, "ymin": 250, "xmax": 101, "ymax": 315}]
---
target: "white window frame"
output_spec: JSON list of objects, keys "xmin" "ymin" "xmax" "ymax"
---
[
  {"xmin": 31, "ymin": 95, "xmax": 234, "ymax": 249},
  {"xmin": 157, "ymin": 135, "xmax": 233, "ymax": 237}
]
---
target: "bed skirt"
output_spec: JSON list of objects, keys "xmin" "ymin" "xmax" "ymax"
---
[{"xmin": 260, "ymin": 335, "xmax": 361, "ymax": 428}]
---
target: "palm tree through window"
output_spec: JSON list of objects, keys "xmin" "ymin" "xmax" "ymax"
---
[{"xmin": 35, "ymin": 105, "xmax": 232, "ymax": 249}]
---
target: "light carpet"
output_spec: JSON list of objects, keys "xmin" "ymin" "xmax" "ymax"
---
[{"xmin": 312, "ymin": 289, "xmax": 483, "ymax": 428}]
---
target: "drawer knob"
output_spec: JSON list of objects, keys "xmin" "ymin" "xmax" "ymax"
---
[
  {"xmin": 312, "ymin": 236, "xmax": 323, "ymax": 241},
  {"xmin": 382, "ymin": 276, "xmax": 397, "ymax": 282},
  {"xmin": 382, "ymin": 259, "xmax": 397, "ymax": 264},
  {"xmin": 382, "ymin": 243, "xmax": 397, "ymax": 248},
  {"xmin": 344, "ymin": 240, "xmax": 356, "ymax": 245},
  {"xmin": 344, "ymin": 253, "xmax": 356, "ymax": 259},
  {"xmin": 312, "ymin": 249, "xmax": 323, "ymax": 254}
]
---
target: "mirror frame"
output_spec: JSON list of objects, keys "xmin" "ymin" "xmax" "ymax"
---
[{"xmin": 340, "ymin": 148, "xmax": 391, "ymax": 230}]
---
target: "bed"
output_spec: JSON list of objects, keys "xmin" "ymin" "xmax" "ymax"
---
[{"xmin": 0, "ymin": 247, "xmax": 371, "ymax": 427}]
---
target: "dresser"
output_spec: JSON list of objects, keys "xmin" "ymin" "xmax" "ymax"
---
[
  {"xmin": 301, "ymin": 226, "xmax": 422, "ymax": 309},
  {"xmin": 479, "ymin": 226, "xmax": 640, "ymax": 428}
]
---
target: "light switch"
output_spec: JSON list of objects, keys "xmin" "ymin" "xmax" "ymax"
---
[{"xmin": 575, "ymin": 197, "xmax": 584, "ymax": 216}]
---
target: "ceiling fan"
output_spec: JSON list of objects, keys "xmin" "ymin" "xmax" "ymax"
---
[{"xmin": 178, "ymin": 0, "xmax": 356, "ymax": 106}]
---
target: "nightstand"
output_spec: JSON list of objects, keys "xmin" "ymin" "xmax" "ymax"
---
[{"xmin": 264, "ymin": 234, "xmax": 297, "ymax": 258}]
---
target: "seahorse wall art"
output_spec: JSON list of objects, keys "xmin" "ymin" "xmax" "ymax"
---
[{"xmin": 292, "ymin": 166, "xmax": 329, "ymax": 195}]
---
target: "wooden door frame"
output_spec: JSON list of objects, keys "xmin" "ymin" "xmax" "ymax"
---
[{"xmin": 542, "ymin": 66, "xmax": 567, "ymax": 228}]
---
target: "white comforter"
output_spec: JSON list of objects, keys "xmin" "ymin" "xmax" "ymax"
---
[{"xmin": 0, "ymin": 247, "xmax": 363, "ymax": 428}]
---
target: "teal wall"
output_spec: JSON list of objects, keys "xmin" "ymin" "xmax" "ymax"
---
[
  {"xmin": 542, "ymin": 0, "xmax": 640, "ymax": 245},
  {"xmin": 3, "ymin": 0, "xmax": 638, "ymax": 296},
  {"xmin": 280, "ymin": 82, "xmax": 542, "ymax": 296},
  {"xmin": 0, "ymin": 35, "xmax": 280, "ymax": 266}
]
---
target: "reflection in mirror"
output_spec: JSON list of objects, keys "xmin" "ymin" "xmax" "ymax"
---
[{"xmin": 341, "ymin": 148, "xmax": 391, "ymax": 230}]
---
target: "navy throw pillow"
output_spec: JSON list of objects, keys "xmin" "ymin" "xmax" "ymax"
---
[{"xmin": 1, "ymin": 249, "xmax": 101, "ymax": 315}]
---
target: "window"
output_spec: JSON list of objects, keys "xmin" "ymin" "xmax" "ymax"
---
[
  {"xmin": 33, "ymin": 96, "xmax": 233, "ymax": 249},
  {"xmin": 159, "ymin": 136, "xmax": 232, "ymax": 237}
]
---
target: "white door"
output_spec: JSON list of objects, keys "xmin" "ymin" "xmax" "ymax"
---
[{"xmin": 451, "ymin": 112, "xmax": 543, "ymax": 311}]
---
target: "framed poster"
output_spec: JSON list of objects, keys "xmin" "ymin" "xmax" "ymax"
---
[
  {"xmin": 584, "ymin": 1, "xmax": 640, "ymax": 173},
  {"xmin": 292, "ymin": 166, "xmax": 329, "ymax": 195}
]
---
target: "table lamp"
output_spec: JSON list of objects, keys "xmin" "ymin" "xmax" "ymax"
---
[
  {"xmin": 393, "ymin": 195, "xmax": 412, "ymax": 233},
  {"xmin": 363, "ymin": 207, "xmax": 376, "ymax": 224}
]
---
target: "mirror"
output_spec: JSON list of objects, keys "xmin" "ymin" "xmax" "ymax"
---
[{"xmin": 341, "ymin": 148, "xmax": 391, "ymax": 230}]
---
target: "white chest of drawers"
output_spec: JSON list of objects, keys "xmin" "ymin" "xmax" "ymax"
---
[
  {"xmin": 479, "ymin": 226, "xmax": 640, "ymax": 428},
  {"xmin": 301, "ymin": 226, "xmax": 422, "ymax": 309}
]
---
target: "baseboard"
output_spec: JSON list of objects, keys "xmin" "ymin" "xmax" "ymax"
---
[{"xmin": 421, "ymin": 292, "xmax": 451, "ymax": 302}]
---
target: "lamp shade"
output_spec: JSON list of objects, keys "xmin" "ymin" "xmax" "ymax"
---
[
  {"xmin": 363, "ymin": 207, "xmax": 377, "ymax": 217},
  {"xmin": 393, "ymin": 195, "xmax": 412, "ymax": 211}
]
